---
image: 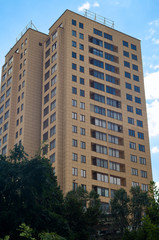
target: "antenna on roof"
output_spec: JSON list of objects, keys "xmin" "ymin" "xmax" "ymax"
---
[{"xmin": 16, "ymin": 20, "xmax": 38, "ymax": 43}]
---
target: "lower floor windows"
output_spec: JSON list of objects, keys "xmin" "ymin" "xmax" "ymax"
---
[
  {"xmin": 72, "ymin": 167, "xmax": 78, "ymax": 176},
  {"xmin": 110, "ymin": 175, "xmax": 121, "ymax": 185},
  {"xmin": 81, "ymin": 169, "xmax": 86, "ymax": 178},
  {"xmin": 131, "ymin": 168, "xmax": 138, "ymax": 176}
]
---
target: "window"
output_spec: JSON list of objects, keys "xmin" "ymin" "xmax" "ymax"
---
[
  {"xmin": 80, "ymin": 102, "xmax": 85, "ymax": 109},
  {"xmin": 0, "ymin": 105, "xmax": 4, "ymax": 114},
  {"xmin": 80, "ymin": 66, "xmax": 84, "ymax": 73},
  {"xmin": 44, "ymin": 82, "xmax": 49, "ymax": 92},
  {"xmin": 4, "ymin": 110, "xmax": 9, "ymax": 120},
  {"xmin": 126, "ymin": 94, "xmax": 133, "ymax": 101},
  {"xmin": 133, "ymin": 75, "xmax": 139, "ymax": 82},
  {"xmin": 5, "ymin": 99, "xmax": 10, "ymax": 108},
  {"xmin": 72, "ymin": 153, "xmax": 78, "ymax": 161},
  {"xmin": 72, "ymin": 19, "xmax": 76, "ymax": 26},
  {"xmin": 125, "ymin": 72, "xmax": 131, "ymax": 78},
  {"xmin": 130, "ymin": 154, "xmax": 137, "ymax": 163},
  {"xmin": 140, "ymin": 157, "xmax": 146, "ymax": 165},
  {"xmin": 80, "ymin": 127, "xmax": 85, "ymax": 135},
  {"xmin": 96, "ymin": 187, "xmax": 109, "ymax": 197},
  {"xmin": 79, "ymin": 44, "xmax": 84, "ymax": 50},
  {"xmin": 72, "ymin": 182, "xmax": 78, "ymax": 191},
  {"xmin": 128, "ymin": 117, "xmax": 134, "ymax": 125},
  {"xmin": 51, "ymin": 87, "xmax": 56, "ymax": 98},
  {"xmin": 72, "ymin": 99, "xmax": 77, "ymax": 107},
  {"xmin": 125, "ymin": 82, "xmax": 132, "ymax": 89},
  {"xmin": 72, "ymin": 125, "xmax": 77, "ymax": 133},
  {"xmin": 131, "ymin": 44, "xmax": 137, "ymax": 50},
  {"xmin": 44, "ymin": 106, "xmax": 49, "ymax": 116},
  {"xmin": 3, "ymin": 122, "xmax": 8, "ymax": 132},
  {"xmin": 7, "ymin": 77, "xmax": 12, "ymax": 86},
  {"xmin": 72, "ymin": 75, "xmax": 77, "ymax": 82},
  {"xmin": 106, "ymin": 86, "xmax": 120, "ymax": 96},
  {"xmin": 72, "ymin": 87, "xmax": 77, "ymax": 94},
  {"xmin": 51, "ymin": 64, "xmax": 57, "ymax": 74},
  {"xmin": 104, "ymin": 32, "xmax": 112, "ymax": 40},
  {"xmin": 89, "ymin": 47, "xmax": 103, "ymax": 57},
  {"xmin": 3, "ymin": 134, "xmax": 8, "ymax": 144},
  {"xmin": 106, "ymin": 74, "xmax": 120, "ymax": 85},
  {"xmin": 90, "ymin": 80, "xmax": 104, "ymax": 91},
  {"xmin": 90, "ymin": 58, "xmax": 104, "ymax": 68},
  {"xmin": 72, "ymin": 41, "xmax": 76, "ymax": 47},
  {"xmin": 91, "ymin": 104, "xmax": 106, "ymax": 116},
  {"xmin": 50, "ymin": 153, "xmax": 55, "ymax": 163},
  {"xmin": 141, "ymin": 184, "xmax": 148, "ymax": 191},
  {"xmin": 91, "ymin": 117, "xmax": 106, "ymax": 128},
  {"xmin": 72, "ymin": 167, "xmax": 78, "ymax": 176},
  {"xmin": 141, "ymin": 170, "xmax": 147, "ymax": 178},
  {"xmin": 105, "ymin": 52, "xmax": 117, "ymax": 62},
  {"xmin": 45, "ymin": 71, "xmax": 50, "ymax": 81},
  {"xmin": 132, "ymin": 182, "xmax": 139, "ymax": 187},
  {"xmin": 132, "ymin": 64, "xmax": 138, "ymax": 71},
  {"xmin": 132, "ymin": 54, "xmax": 137, "ymax": 60},
  {"xmin": 89, "ymin": 36, "xmax": 103, "ymax": 47},
  {"xmin": 72, "ymin": 30, "xmax": 76, "ymax": 37},
  {"xmin": 96, "ymin": 172, "xmax": 108, "ymax": 182},
  {"xmin": 45, "ymin": 49, "xmax": 50, "ymax": 58},
  {"xmin": 108, "ymin": 122, "xmax": 122, "ymax": 132},
  {"xmin": 108, "ymin": 134, "xmax": 120, "ymax": 145},
  {"xmin": 131, "ymin": 168, "xmax": 138, "ymax": 176},
  {"xmin": 72, "ymin": 112, "xmax": 77, "ymax": 120},
  {"xmin": 107, "ymin": 109, "xmax": 122, "ymax": 121},
  {"xmin": 0, "ymin": 116, "xmax": 3, "ymax": 124},
  {"xmin": 20, "ymin": 128, "xmax": 22, "ymax": 135},
  {"xmin": 139, "ymin": 144, "xmax": 145, "ymax": 152},
  {"xmin": 52, "ymin": 53, "xmax": 57, "ymax": 63},
  {"xmin": 44, "ymin": 94, "xmax": 49, "ymax": 104},
  {"xmin": 50, "ymin": 100, "xmax": 56, "ymax": 111},
  {"xmin": 92, "ymin": 144, "xmax": 107, "ymax": 155},
  {"xmin": 123, "ymin": 40, "xmax": 128, "ymax": 47},
  {"xmin": 45, "ymin": 59, "xmax": 50, "ymax": 69},
  {"xmin": 79, "ymin": 33, "xmax": 84, "ymax": 39},
  {"xmin": 52, "ymin": 42, "xmax": 57, "ymax": 51},
  {"xmin": 129, "ymin": 142, "xmax": 136, "ymax": 149},
  {"xmin": 110, "ymin": 176, "xmax": 121, "ymax": 185},
  {"xmin": 0, "ymin": 94, "xmax": 5, "ymax": 103},
  {"xmin": 80, "ymin": 114, "xmax": 85, "ymax": 122},
  {"xmin": 138, "ymin": 132, "xmax": 144, "ymax": 139},
  {"xmin": 128, "ymin": 129, "xmax": 135, "ymax": 137},
  {"xmin": 50, "ymin": 112, "xmax": 56, "ymax": 124},
  {"xmin": 135, "ymin": 97, "xmax": 141, "ymax": 104},
  {"xmin": 79, "ymin": 55, "xmax": 84, "ymax": 61},
  {"xmin": 90, "ymin": 69, "xmax": 104, "ymax": 80},
  {"xmin": 136, "ymin": 108, "xmax": 142, "ymax": 116},
  {"xmin": 137, "ymin": 120, "xmax": 143, "ymax": 127},
  {"xmin": 50, "ymin": 139, "xmax": 56, "ymax": 150},
  {"xmin": 127, "ymin": 105, "xmax": 133, "ymax": 113},
  {"xmin": 124, "ymin": 61, "xmax": 130, "ymax": 68},
  {"xmin": 123, "ymin": 50, "xmax": 129, "ymax": 57},
  {"xmin": 81, "ymin": 155, "xmax": 86, "ymax": 163},
  {"xmin": 134, "ymin": 85, "xmax": 140, "ymax": 93},
  {"xmin": 81, "ymin": 169, "xmax": 86, "ymax": 178},
  {"xmin": 2, "ymin": 145, "xmax": 7, "ymax": 155},
  {"xmin": 93, "ymin": 28, "xmax": 102, "ymax": 36},
  {"xmin": 105, "ymin": 63, "xmax": 119, "ymax": 73},
  {"xmin": 50, "ymin": 126, "xmax": 56, "ymax": 137},
  {"xmin": 72, "ymin": 51, "xmax": 76, "ymax": 58},
  {"xmin": 107, "ymin": 98, "xmax": 121, "ymax": 108},
  {"xmin": 104, "ymin": 42, "xmax": 117, "ymax": 52},
  {"xmin": 92, "ymin": 130, "xmax": 107, "ymax": 141},
  {"xmin": 43, "ymin": 119, "xmax": 48, "ymax": 129},
  {"xmin": 110, "ymin": 161, "xmax": 120, "ymax": 171},
  {"xmin": 1, "ymin": 83, "xmax": 6, "ymax": 92},
  {"xmin": 72, "ymin": 63, "xmax": 77, "ymax": 70},
  {"xmin": 79, "ymin": 22, "xmax": 83, "ymax": 28},
  {"xmin": 109, "ymin": 148, "xmax": 120, "ymax": 158},
  {"xmin": 20, "ymin": 116, "xmax": 23, "ymax": 123},
  {"xmin": 93, "ymin": 157, "xmax": 108, "ymax": 168}
]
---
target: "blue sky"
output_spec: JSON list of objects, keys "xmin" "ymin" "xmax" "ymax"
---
[{"xmin": 1, "ymin": 0, "xmax": 159, "ymax": 184}]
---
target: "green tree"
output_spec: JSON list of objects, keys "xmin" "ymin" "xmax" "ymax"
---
[
  {"xmin": 0, "ymin": 145, "xmax": 69, "ymax": 239},
  {"xmin": 64, "ymin": 186, "xmax": 101, "ymax": 240},
  {"xmin": 129, "ymin": 186, "xmax": 149, "ymax": 230},
  {"xmin": 110, "ymin": 188, "xmax": 130, "ymax": 233}
]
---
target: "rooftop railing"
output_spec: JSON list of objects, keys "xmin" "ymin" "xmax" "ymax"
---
[{"xmin": 16, "ymin": 21, "xmax": 38, "ymax": 42}]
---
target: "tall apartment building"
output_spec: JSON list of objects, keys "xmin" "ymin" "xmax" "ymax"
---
[{"xmin": 0, "ymin": 10, "xmax": 152, "ymax": 208}]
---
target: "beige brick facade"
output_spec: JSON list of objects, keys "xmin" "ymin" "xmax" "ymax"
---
[{"xmin": 0, "ymin": 10, "xmax": 152, "ymax": 208}]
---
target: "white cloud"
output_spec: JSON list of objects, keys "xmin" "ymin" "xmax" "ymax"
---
[
  {"xmin": 152, "ymin": 38, "xmax": 159, "ymax": 44},
  {"xmin": 144, "ymin": 70, "xmax": 159, "ymax": 100},
  {"xmin": 78, "ymin": 2, "xmax": 90, "ymax": 12},
  {"xmin": 93, "ymin": 2, "xmax": 100, "ymax": 7},
  {"xmin": 155, "ymin": 181, "xmax": 159, "ymax": 189},
  {"xmin": 152, "ymin": 146, "xmax": 159, "ymax": 154},
  {"xmin": 147, "ymin": 100, "xmax": 159, "ymax": 137},
  {"xmin": 153, "ymin": 65, "xmax": 159, "ymax": 70},
  {"xmin": 149, "ymin": 19, "xmax": 159, "ymax": 27}
]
